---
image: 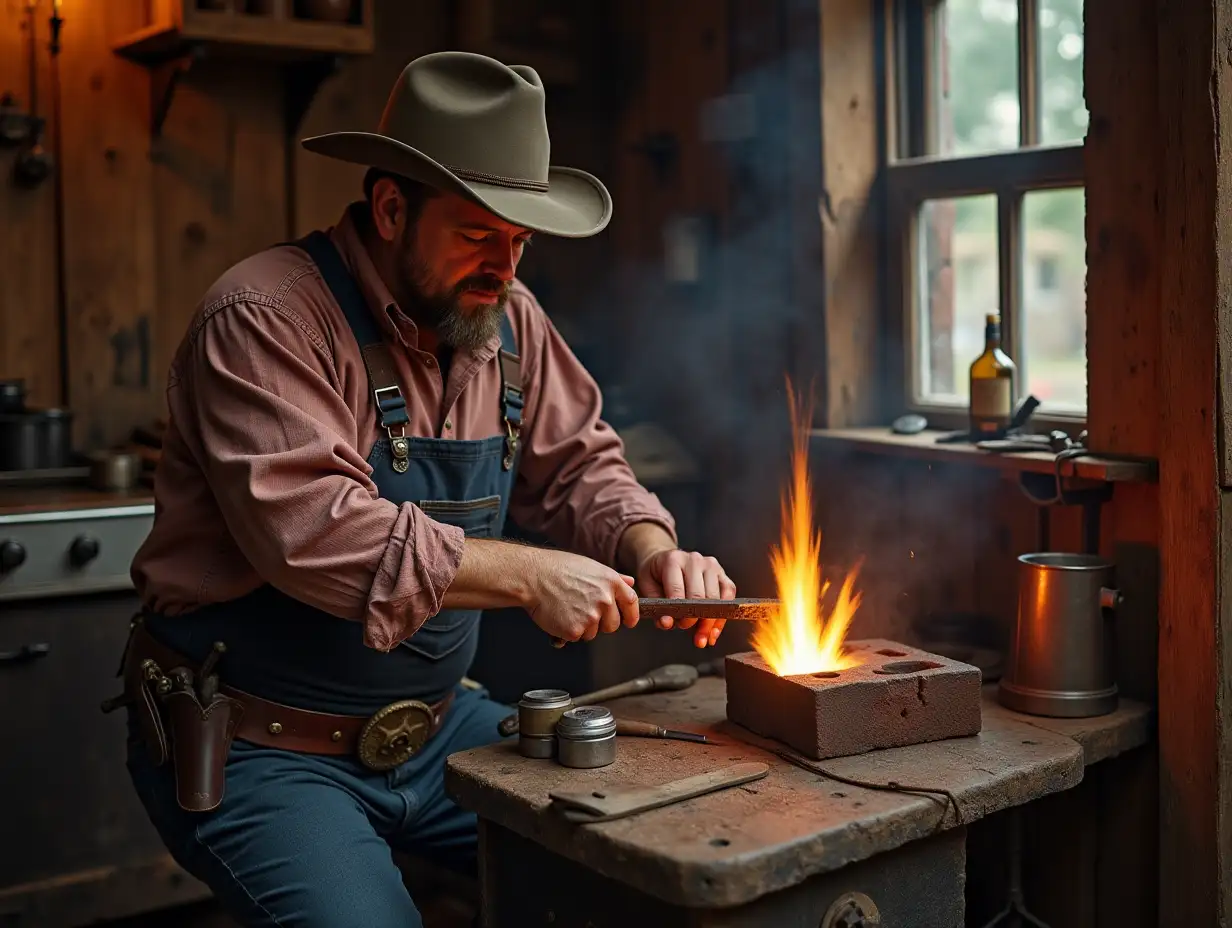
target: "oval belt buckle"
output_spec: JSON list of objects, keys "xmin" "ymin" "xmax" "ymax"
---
[{"xmin": 358, "ymin": 699, "xmax": 434, "ymax": 771}]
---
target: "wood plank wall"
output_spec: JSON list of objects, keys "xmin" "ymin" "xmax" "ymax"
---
[
  {"xmin": 0, "ymin": 0, "xmax": 455, "ymax": 450},
  {"xmin": 0, "ymin": 0, "xmax": 59, "ymax": 409}
]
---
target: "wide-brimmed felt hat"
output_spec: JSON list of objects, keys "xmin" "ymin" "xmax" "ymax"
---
[{"xmin": 301, "ymin": 51, "xmax": 611, "ymax": 238}]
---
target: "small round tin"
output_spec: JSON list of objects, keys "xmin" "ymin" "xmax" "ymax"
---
[
  {"xmin": 555, "ymin": 705, "xmax": 618, "ymax": 769},
  {"xmin": 517, "ymin": 689, "xmax": 573, "ymax": 758}
]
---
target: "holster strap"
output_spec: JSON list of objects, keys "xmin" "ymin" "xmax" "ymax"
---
[{"xmin": 125, "ymin": 624, "xmax": 454, "ymax": 757}]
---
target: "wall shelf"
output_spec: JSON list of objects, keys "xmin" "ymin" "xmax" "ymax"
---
[
  {"xmin": 810, "ymin": 427, "xmax": 1158, "ymax": 484},
  {"xmin": 112, "ymin": 1, "xmax": 370, "ymax": 138},
  {"xmin": 112, "ymin": 0, "xmax": 374, "ymax": 65}
]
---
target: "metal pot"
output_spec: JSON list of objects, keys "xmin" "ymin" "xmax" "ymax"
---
[
  {"xmin": 998, "ymin": 553, "xmax": 1121, "ymax": 718},
  {"xmin": 0, "ymin": 407, "xmax": 73, "ymax": 471},
  {"xmin": 0, "ymin": 380, "xmax": 25, "ymax": 414},
  {"xmin": 87, "ymin": 450, "xmax": 141, "ymax": 491}
]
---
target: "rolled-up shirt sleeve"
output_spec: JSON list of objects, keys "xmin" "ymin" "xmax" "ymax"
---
[
  {"xmin": 507, "ymin": 294, "xmax": 677, "ymax": 565},
  {"xmin": 179, "ymin": 298, "xmax": 462, "ymax": 651}
]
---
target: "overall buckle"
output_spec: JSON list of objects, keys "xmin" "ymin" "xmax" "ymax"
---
[
  {"xmin": 502, "ymin": 419, "xmax": 519, "ymax": 471},
  {"xmin": 385, "ymin": 424, "xmax": 410, "ymax": 474}
]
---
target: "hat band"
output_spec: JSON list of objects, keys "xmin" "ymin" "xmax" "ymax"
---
[{"xmin": 445, "ymin": 163, "xmax": 550, "ymax": 193}]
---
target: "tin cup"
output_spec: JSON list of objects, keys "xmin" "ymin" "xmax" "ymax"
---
[
  {"xmin": 517, "ymin": 689, "xmax": 573, "ymax": 759},
  {"xmin": 555, "ymin": 706, "xmax": 618, "ymax": 769}
]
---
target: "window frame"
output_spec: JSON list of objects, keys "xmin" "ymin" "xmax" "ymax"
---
[{"xmin": 883, "ymin": 0, "xmax": 1087, "ymax": 431}]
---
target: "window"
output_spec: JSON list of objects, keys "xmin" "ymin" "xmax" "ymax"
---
[{"xmin": 887, "ymin": 0, "xmax": 1087, "ymax": 421}]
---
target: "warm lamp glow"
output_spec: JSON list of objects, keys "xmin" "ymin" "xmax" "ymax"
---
[{"xmin": 750, "ymin": 380, "xmax": 863, "ymax": 676}]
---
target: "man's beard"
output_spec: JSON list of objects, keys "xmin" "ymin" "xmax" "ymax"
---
[{"xmin": 399, "ymin": 243, "xmax": 510, "ymax": 352}]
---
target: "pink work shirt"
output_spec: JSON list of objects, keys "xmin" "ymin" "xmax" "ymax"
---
[{"xmin": 131, "ymin": 205, "xmax": 676, "ymax": 651}]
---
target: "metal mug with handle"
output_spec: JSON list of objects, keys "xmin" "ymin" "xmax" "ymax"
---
[{"xmin": 998, "ymin": 552, "xmax": 1122, "ymax": 718}]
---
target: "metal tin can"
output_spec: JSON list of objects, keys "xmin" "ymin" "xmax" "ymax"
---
[
  {"xmin": 555, "ymin": 706, "xmax": 618, "ymax": 769},
  {"xmin": 517, "ymin": 689, "xmax": 573, "ymax": 758}
]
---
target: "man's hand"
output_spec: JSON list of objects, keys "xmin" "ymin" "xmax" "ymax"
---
[
  {"xmin": 525, "ymin": 548, "xmax": 640, "ymax": 644},
  {"xmin": 618, "ymin": 523, "xmax": 737, "ymax": 649}
]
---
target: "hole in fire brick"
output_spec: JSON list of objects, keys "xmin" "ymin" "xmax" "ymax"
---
[
  {"xmin": 710, "ymin": 838, "xmax": 731, "ymax": 848},
  {"xmin": 592, "ymin": 792, "xmax": 606, "ymax": 799},
  {"xmin": 876, "ymin": 648, "xmax": 908, "ymax": 657},
  {"xmin": 874, "ymin": 660, "xmax": 943, "ymax": 675},
  {"xmin": 812, "ymin": 671, "xmax": 841, "ymax": 679}
]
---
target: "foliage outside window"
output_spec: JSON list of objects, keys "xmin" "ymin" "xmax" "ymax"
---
[{"xmin": 888, "ymin": 0, "xmax": 1087, "ymax": 420}]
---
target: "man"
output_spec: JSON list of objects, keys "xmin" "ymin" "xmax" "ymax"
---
[{"xmin": 118, "ymin": 51, "xmax": 736, "ymax": 927}]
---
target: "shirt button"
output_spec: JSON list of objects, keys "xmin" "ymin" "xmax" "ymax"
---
[
  {"xmin": 444, "ymin": 418, "xmax": 453, "ymax": 430},
  {"xmin": 425, "ymin": 357, "xmax": 436, "ymax": 367}
]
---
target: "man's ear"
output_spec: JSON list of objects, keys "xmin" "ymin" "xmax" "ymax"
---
[{"xmin": 370, "ymin": 178, "xmax": 404, "ymax": 243}]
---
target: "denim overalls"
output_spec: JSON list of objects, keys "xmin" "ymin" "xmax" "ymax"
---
[{"xmin": 127, "ymin": 232, "xmax": 519, "ymax": 927}]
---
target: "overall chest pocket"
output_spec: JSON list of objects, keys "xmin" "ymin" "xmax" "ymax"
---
[{"xmin": 400, "ymin": 495, "xmax": 502, "ymax": 661}]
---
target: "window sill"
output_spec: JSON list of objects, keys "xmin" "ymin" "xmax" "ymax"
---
[{"xmin": 809, "ymin": 427, "xmax": 1158, "ymax": 484}]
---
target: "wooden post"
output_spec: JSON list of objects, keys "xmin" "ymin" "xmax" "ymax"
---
[
  {"xmin": 1155, "ymin": 0, "xmax": 1232, "ymax": 922},
  {"xmin": 817, "ymin": 0, "xmax": 881, "ymax": 428}
]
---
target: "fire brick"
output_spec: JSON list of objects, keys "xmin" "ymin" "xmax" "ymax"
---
[{"xmin": 724, "ymin": 640, "xmax": 983, "ymax": 760}]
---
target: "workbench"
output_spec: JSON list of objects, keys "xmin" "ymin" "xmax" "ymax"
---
[{"xmin": 445, "ymin": 678, "xmax": 1152, "ymax": 927}]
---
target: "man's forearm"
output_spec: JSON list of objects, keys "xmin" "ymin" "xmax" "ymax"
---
[
  {"xmin": 615, "ymin": 521, "xmax": 677, "ymax": 575},
  {"xmin": 439, "ymin": 537, "xmax": 540, "ymax": 611}
]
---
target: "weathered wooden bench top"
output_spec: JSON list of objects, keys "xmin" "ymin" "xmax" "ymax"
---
[{"xmin": 445, "ymin": 677, "xmax": 1152, "ymax": 908}]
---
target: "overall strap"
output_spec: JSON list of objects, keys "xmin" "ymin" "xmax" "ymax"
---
[
  {"xmin": 296, "ymin": 231, "xmax": 412, "ymax": 474},
  {"xmin": 498, "ymin": 312, "xmax": 523, "ymax": 471}
]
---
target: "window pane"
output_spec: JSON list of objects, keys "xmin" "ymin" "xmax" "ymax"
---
[
  {"xmin": 1039, "ymin": 0, "xmax": 1087, "ymax": 144},
  {"xmin": 936, "ymin": 0, "xmax": 1020, "ymax": 155},
  {"xmin": 916, "ymin": 194, "xmax": 999, "ymax": 406},
  {"xmin": 1022, "ymin": 188, "xmax": 1086, "ymax": 412}
]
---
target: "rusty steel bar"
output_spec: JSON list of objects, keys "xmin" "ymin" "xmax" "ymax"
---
[{"xmin": 635, "ymin": 598, "xmax": 780, "ymax": 621}]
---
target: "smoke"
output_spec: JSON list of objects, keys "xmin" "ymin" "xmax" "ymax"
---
[
  {"xmin": 533, "ymin": 24, "xmax": 1015, "ymax": 649},
  {"xmin": 542, "ymin": 48, "xmax": 822, "ymax": 595}
]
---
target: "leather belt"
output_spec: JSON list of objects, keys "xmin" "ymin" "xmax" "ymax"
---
[{"xmin": 125, "ymin": 623, "xmax": 454, "ymax": 771}]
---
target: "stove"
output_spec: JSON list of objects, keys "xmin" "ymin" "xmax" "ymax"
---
[
  {"xmin": 0, "ymin": 482, "xmax": 210, "ymax": 927},
  {"xmin": 0, "ymin": 496, "xmax": 153, "ymax": 602}
]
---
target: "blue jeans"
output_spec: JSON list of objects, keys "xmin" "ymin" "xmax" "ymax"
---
[{"xmin": 126, "ymin": 684, "xmax": 510, "ymax": 927}]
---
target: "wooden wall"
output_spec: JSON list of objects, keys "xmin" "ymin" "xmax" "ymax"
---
[
  {"xmin": 0, "ymin": 0, "xmax": 561, "ymax": 450},
  {"xmin": 0, "ymin": 1, "xmax": 294, "ymax": 448},
  {"xmin": 0, "ymin": 0, "xmax": 59, "ymax": 410}
]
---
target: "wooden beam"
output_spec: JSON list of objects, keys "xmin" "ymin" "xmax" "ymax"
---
[
  {"xmin": 1083, "ymin": 0, "xmax": 1161, "ymax": 457},
  {"xmin": 1155, "ymin": 0, "xmax": 1232, "ymax": 921},
  {"xmin": 818, "ymin": 0, "xmax": 881, "ymax": 427}
]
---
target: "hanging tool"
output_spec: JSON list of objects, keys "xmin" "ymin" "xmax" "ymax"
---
[{"xmin": 13, "ymin": 0, "xmax": 51, "ymax": 187}]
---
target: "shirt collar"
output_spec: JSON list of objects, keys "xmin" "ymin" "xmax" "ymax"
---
[{"xmin": 328, "ymin": 203, "xmax": 503, "ymax": 364}]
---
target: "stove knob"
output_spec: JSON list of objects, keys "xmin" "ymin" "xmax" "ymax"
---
[
  {"xmin": 69, "ymin": 535, "xmax": 100, "ymax": 567},
  {"xmin": 0, "ymin": 540, "xmax": 25, "ymax": 572}
]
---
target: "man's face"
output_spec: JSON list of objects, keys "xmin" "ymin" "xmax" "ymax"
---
[{"xmin": 391, "ymin": 189, "xmax": 534, "ymax": 350}]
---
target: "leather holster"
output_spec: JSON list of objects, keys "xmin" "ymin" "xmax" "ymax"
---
[{"xmin": 120, "ymin": 621, "xmax": 244, "ymax": 812}]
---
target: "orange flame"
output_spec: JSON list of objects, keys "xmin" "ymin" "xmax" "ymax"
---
[{"xmin": 751, "ymin": 380, "xmax": 863, "ymax": 676}]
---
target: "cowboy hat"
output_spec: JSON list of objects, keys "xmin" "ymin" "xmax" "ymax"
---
[{"xmin": 301, "ymin": 51, "xmax": 611, "ymax": 239}]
